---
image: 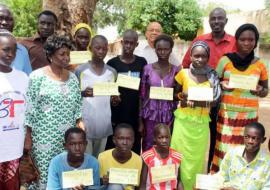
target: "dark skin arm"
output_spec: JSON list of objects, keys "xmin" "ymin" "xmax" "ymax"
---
[
  {"xmin": 24, "ymin": 126, "xmax": 32, "ymax": 153},
  {"xmin": 81, "ymin": 87, "xmax": 93, "ymax": 97},
  {"xmin": 177, "ymin": 168, "xmax": 184, "ymax": 190},
  {"xmin": 175, "ymin": 83, "xmax": 214, "ymax": 108},
  {"xmin": 72, "ymin": 185, "xmax": 85, "ymax": 190},
  {"xmin": 250, "ymin": 80, "xmax": 268, "ymax": 97},
  {"xmin": 139, "ymin": 161, "xmax": 148, "ymax": 190}
]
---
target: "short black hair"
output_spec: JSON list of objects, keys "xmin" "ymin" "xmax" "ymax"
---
[
  {"xmin": 154, "ymin": 34, "xmax": 174, "ymax": 48},
  {"xmin": 0, "ymin": 29, "xmax": 15, "ymax": 39},
  {"xmin": 38, "ymin": 10, "xmax": 57, "ymax": 22},
  {"xmin": 123, "ymin": 29, "xmax": 138, "ymax": 41},
  {"xmin": 90, "ymin": 35, "xmax": 108, "ymax": 47},
  {"xmin": 114, "ymin": 123, "xmax": 134, "ymax": 136},
  {"xmin": 153, "ymin": 123, "xmax": 171, "ymax": 138},
  {"xmin": 245, "ymin": 122, "xmax": 265, "ymax": 138},
  {"xmin": 64, "ymin": 127, "xmax": 86, "ymax": 142},
  {"xmin": 209, "ymin": 7, "xmax": 227, "ymax": 18},
  {"xmin": 43, "ymin": 34, "xmax": 73, "ymax": 60}
]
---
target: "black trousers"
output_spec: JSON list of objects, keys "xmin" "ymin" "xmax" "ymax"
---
[{"xmin": 207, "ymin": 105, "xmax": 219, "ymax": 172}]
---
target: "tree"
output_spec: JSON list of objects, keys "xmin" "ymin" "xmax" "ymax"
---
[
  {"xmin": 2, "ymin": 0, "xmax": 42, "ymax": 37},
  {"xmin": 43, "ymin": 0, "xmax": 99, "ymax": 35},
  {"xmin": 266, "ymin": 0, "xmax": 270, "ymax": 9},
  {"xmin": 93, "ymin": 0, "xmax": 125, "ymax": 31},
  {"xmin": 123, "ymin": 0, "xmax": 202, "ymax": 40}
]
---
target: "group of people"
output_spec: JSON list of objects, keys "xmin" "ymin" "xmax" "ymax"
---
[{"xmin": 0, "ymin": 3, "xmax": 269, "ymax": 190}]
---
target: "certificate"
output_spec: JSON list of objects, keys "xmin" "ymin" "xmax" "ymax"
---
[
  {"xmin": 150, "ymin": 164, "xmax": 176, "ymax": 184},
  {"xmin": 149, "ymin": 87, "xmax": 173, "ymax": 100},
  {"xmin": 229, "ymin": 74, "xmax": 258, "ymax": 90},
  {"xmin": 116, "ymin": 73, "xmax": 140, "ymax": 90},
  {"xmin": 109, "ymin": 168, "xmax": 139, "ymax": 185},
  {"xmin": 196, "ymin": 174, "xmax": 223, "ymax": 190},
  {"xmin": 188, "ymin": 87, "xmax": 213, "ymax": 101},
  {"xmin": 93, "ymin": 82, "xmax": 119, "ymax": 96},
  {"xmin": 62, "ymin": 169, "xmax": 93, "ymax": 188},
  {"xmin": 70, "ymin": 51, "xmax": 91, "ymax": 65}
]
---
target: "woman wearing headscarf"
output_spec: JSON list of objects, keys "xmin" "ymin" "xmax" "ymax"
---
[
  {"xmin": 67, "ymin": 23, "xmax": 93, "ymax": 71},
  {"xmin": 24, "ymin": 34, "xmax": 83, "ymax": 189},
  {"xmin": 211, "ymin": 24, "xmax": 268, "ymax": 172},
  {"xmin": 73, "ymin": 23, "xmax": 93, "ymax": 51},
  {"xmin": 171, "ymin": 40, "xmax": 221, "ymax": 190}
]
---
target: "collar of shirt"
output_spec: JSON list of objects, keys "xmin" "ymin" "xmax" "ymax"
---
[
  {"xmin": 203, "ymin": 32, "xmax": 234, "ymax": 44},
  {"xmin": 234, "ymin": 146, "xmax": 267, "ymax": 166}
]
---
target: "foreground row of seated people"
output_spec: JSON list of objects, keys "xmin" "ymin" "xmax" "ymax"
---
[
  {"xmin": 46, "ymin": 122, "xmax": 270, "ymax": 190},
  {"xmin": 0, "ymin": 6, "xmax": 269, "ymax": 190}
]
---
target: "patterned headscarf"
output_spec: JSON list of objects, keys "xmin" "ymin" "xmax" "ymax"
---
[{"xmin": 190, "ymin": 40, "xmax": 210, "ymax": 58}]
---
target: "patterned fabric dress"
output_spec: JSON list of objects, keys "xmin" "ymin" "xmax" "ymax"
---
[
  {"xmin": 211, "ymin": 56, "xmax": 268, "ymax": 172},
  {"xmin": 24, "ymin": 69, "xmax": 82, "ymax": 189},
  {"xmin": 170, "ymin": 69, "xmax": 211, "ymax": 190},
  {"xmin": 140, "ymin": 64, "xmax": 180, "ymax": 151}
]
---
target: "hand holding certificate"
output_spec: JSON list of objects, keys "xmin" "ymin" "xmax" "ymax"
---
[
  {"xmin": 229, "ymin": 74, "xmax": 258, "ymax": 90},
  {"xmin": 93, "ymin": 82, "xmax": 119, "ymax": 96},
  {"xmin": 109, "ymin": 168, "xmax": 139, "ymax": 185},
  {"xmin": 62, "ymin": 169, "xmax": 93, "ymax": 188},
  {"xmin": 150, "ymin": 164, "xmax": 176, "ymax": 184}
]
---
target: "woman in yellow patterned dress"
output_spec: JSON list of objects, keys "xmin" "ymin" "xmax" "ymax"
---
[{"xmin": 171, "ymin": 41, "xmax": 221, "ymax": 190}]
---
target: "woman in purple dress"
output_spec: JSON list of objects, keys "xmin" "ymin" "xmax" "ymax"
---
[{"xmin": 139, "ymin": 34, "xmax": 180, "ymax": 151}]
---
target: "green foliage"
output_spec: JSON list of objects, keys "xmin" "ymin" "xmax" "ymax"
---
[
  {"xmin": 266, "ymin": 0, "xmax": 270, "ymax": 9},
  {"xmin": 93, "ymin": 0, "xmax": 126, "ymax": 32},
  {"xmin": 94, "ymin": 0, "xmax": 202, "ymax": 41},
  {"xmin": 124, "ymin": 0, "xmax": 203, "ymax": 41},
  {"xmin": 3, "ymin": 0, "xmax": 42, "ymax": 37}
]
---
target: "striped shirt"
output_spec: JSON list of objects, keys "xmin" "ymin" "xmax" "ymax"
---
[{"xmin": 142, "ymin": 147, "xmax": 182, "ymax": 190}]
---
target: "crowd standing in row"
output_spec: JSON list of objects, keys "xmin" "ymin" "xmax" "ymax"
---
[{"xmin": 0, "ymin": 3, "xmax": 270, "ymax": 190}]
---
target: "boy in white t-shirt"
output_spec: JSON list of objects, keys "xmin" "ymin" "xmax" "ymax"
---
[
  {"xmin": 0, "ymin": 30, "xmax": 29, "ymax": 189},
  {"xmin": 75, "ymin": 35, "xmax": 117, "ymax": 158}
]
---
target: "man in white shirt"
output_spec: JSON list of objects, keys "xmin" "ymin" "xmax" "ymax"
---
[{"xmin": 134, "ymin": 21, "xmax": 180, "ymax": 66}]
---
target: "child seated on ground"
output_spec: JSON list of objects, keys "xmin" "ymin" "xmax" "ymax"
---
[
  {"xmin": 217, "ymin": 122, "xmax": 270, "ymax": 190},
  {"xmin": 47, "ymin": 128, "xmax": 100, "ymax": 190},
  {"xmin": 98, "ymin": 123, "xmax": 142, "ymax": 190},
  {"xmin": 139, "ymin": 124, "xmax": 183, "ymax": 190}
]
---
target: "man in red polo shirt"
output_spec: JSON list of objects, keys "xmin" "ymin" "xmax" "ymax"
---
[
  {"xmin": 181, "ymin": 7, "xmax": 237, "ymax": 172},
  {"xmin": 182, "ymin": 7, "xmax": 236, "ymax": 69}
]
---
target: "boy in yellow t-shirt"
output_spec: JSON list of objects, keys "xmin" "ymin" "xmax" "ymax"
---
[{"xmin": 98, "ymin": 123, "xmax": 142, "ymax": 190}]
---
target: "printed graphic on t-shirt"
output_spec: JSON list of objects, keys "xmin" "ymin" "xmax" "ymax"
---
[{"xmin": 0, "ymin": 91, "xmax": 26, "ymax": 131}]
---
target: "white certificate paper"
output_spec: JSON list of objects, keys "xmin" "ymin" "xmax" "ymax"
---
[
  {"xmin": 229, "ymin": 74, "xmax": 258, "ymax": 90},
  {"xmin": 149, "ymin": 87, "xmax": 174, "ymax": 101},
  {"xmin": 62, "ymin": 169, "xmax": 93, "ymax": 188},
  {"xmin": 188, "ymin": 87, "xmax": 213, "ymax": 101},
  {"xmin": 93, "ymin": 82, "xmax": 119, "ymax": 96},
  {"xmin": 116, "ymin": 73, "xmax": 141, "ymax": 90},
  {"xmin": 196, "ymin": 174, "xmax": 223, "ymax": 190}
]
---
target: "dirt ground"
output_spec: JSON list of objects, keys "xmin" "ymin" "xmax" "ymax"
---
[{"xmin": 259, "ymin": 94, "xmax": 270, "ymax": 151}]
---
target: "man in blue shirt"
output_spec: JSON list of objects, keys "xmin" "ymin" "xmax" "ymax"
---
[
  {"xmin": 0, "ymin": 4, "xmax": 32, "ymax": 75},
  {"xmin": 47, "ymin": 128, "xmax": 100, "ymax": 190}
]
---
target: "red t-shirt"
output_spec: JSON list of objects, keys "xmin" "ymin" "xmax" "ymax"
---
[{"xmin": 182, "ymin": 32, "xmax": 236, "ymax": 69}]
